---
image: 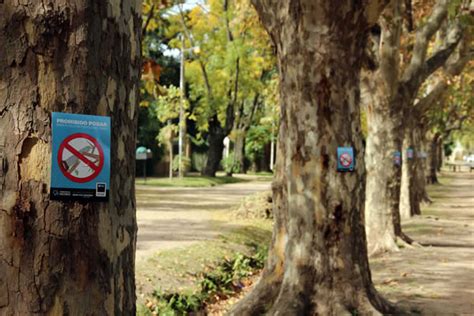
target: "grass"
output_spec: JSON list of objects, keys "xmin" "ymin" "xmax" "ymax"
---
[
  {"xmin": 245, "ymin": 171, "xmax": 274, "ymax": 177},
  {"xmin": 136, "ymin": 217, "xmax": 273, "ymax": 314},
  {"xmin": 135, "ymin": 175, "xmax": 246, "ymax": 187}
]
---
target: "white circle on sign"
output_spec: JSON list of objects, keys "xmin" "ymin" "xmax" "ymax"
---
[
  {"xmin": 58, "ymin": 133, "xmax": 104, "ymax": 183},
  {"xmin": 339, "ymin": 153, "xmax": 352, "ymax": 167}
]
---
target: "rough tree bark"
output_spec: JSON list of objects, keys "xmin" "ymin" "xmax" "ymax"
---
[
  {"xmin": 363, "ymin": 0, "xmax": 412, "ymax": 256},
  {"xmin": 0, "ymin": 1, "xmax": 141, "ymax": 314},
  {"xmin": 426, "ymin": 132, "xmax": 441, "ymax": 184},
  {"xmin": 437, "ymin": 137, "xmax": 443, "ymax": 171},
  {"xmin": 400, "ymin": 126, "xmax": 417, "ymax": 220},
  {"xmin": 413, "ymin": 125, "xmax": 430, "ymax": 210},
  {"xmin": 233, "ymin": 132, "xmax": 247, "ymax": 173},
  {"xmin": 400, "ymin": 123, "xmax": 427, "ymax": 219},
  {"xmin": 362, "ymin": 0, "xmax": 465, "ymax": 254},
  {"xmin": 229, "ymin": 1, "xmax": 396, "ymax": 314},
  {"xmin": 397, "ymin": 0, "xmax": 466, "ymax": 205},
  {"xmin": 399, "ymin": 16, "xmax": 471, "ymax": 217},
  {"xmin": 232, "ymin": 95, "xmax": 260, "ymax": 174},
  {"xmin": 202, "ymin": 115, "xmax": 228, "ymax": 177}
]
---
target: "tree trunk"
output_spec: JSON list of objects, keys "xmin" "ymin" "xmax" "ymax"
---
[
  {"xmin": 0, "ymin": 1, "xmax": 140, "ymax": 315},
  {"xmin": 400, "ymin": 125, "xmax": 414, "ymax": 220},
  {"xmin": 365, "ymin": 102, "xmax": 407, "ymax": 255},
  {"xmin": 229, "ymin": 117, "xmax": 288, "ymax": 315},
  {"xmin": 437, "ymin": 136, "xmax": 443, "ymax": 171},
  {"xmin": 412, "ymin": 125, "xmax": 428, "ymax": 213},
  {"xmin": 426, "ymin": 133, "xmax": 440, "ymax": 184},
  {"xmin": 230, "ymin": 1, "xmax": 395, "ymax": 314},
  {"xmin": 363, "ymin": 0, "xmax": 412, "ymax": 256},
  {"xmin": 400, "ymin": 127, "xmax": 418, "ymax": 220},
  {"xmin": 202, "ymin": 116, "xmax": 226, "ymax": 177},
  {"xmin": 233, "ymin": 131, "xmax": 247, "ymax": 173}
]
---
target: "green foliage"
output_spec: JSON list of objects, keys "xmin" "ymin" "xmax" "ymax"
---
[
  {"xmin": 155, "ymin": 85, "xmax": 189, "ymax": 123},
  {"xmin": 191, "ymin": 152, "xmax": 207, "ymax": 172},
  {"xmin": 221, "ymin": 152, "xmax": 241, "ymax": 174},
  {"xmin": 145, "ymin": 246, "xmax": 268, "ymax": 315},
  {"xmin": 156, "ymin": 124, "xmax": 177, "ymax": 147},
  {"xmin": 165, "ymin": 0, "xmax": 275, "ymax": 134},
  {"xmin": 172, "ymin": 155, "xmax": 191, "ymax": 172},
  {"xmin": 444, "ymin": 141, "xmax": 455, "ymax": 157},
  {"xmin": 149, "ymin": 290, "xmax": 203, "ymax": 315},
  {"xmin": 245, "ymin": 125, "xmax": 272, "ymax": 164}
]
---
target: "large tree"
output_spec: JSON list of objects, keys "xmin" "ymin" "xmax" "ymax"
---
[
  {"xmin": 363, "ymin": 0, "xmax": 467, "ymax": 254},
  {"xmin": 230, "ymin": 1, "xmax": 396, "ymax": 314},
  {"xmin": 0, "ymin": 1, "xmax": 140, "ymax": 314},
  {"xmin": 174, "ymin": 0, "xmax": 273, "ymax": 177}
]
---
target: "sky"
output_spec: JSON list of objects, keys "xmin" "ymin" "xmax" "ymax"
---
[{"xmin": 162, "ymin": 1, "xmax": 205, "ymax": 58}]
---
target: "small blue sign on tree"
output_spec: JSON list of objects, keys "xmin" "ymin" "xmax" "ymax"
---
[
  {"xmin": 337, "ymin": 147, "xmax": 355, "ymax": 172},
  {"xmin": 393, "ymin": 151, "xmax": 401, "ymax": 166},
  {"xmin": 50, "ymin": 112, "xmax": 111, "ymax": 201}
]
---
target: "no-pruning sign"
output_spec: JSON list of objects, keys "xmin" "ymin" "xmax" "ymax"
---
[
  {"xmin": 337, "ymin": 147, "xmax": 355, "ymax": 172},
  {"xmin": 50, "ymin": 113, "xmax": 111, "ymax": 201}
]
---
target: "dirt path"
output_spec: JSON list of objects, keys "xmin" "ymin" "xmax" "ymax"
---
[
  {"xmin": 135, "ymin": 180, "xmax": 271, "ymax": 261},
  {"xmin": 371, "ymin": 171, "xmax": 474, "ymax": 315}
]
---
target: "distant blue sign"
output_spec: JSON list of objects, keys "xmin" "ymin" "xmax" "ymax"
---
[
  {"xmin": 393, "ymin": 151, "xmax": 401, "ymax": 166},
  {"xmin": 337, "ymin": 147, "xmax": 354, "ymax": 172},
  {"xmin": 50, "ymin": 112, "xmax": 111, "ymax": 201}
]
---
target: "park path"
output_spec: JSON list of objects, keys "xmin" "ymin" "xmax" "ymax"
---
[
  {"xmin": 135, "ymin": 180, "xmax": 270, "ymax": 261},
  {"xmin": 370, "ymin": 171, "xmax": 474, "ymax": 315}
]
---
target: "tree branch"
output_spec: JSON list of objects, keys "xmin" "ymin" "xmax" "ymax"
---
[
  {"xmin": 402, "ymin": 0, "xmax": 448, "ymax": 82},
  {"xmin": 244, "ymin": 93, "xmax": 261, "ymax": 131},
  {"xmin": 412, "ymin": 22, "xmax": 463, "ymax": 87},
  {"xmin": 378, "ymin": 0, "xmax": 403, "ymax": 95},
  {"xmin": 414, "ymin": 32, "xmax": 472, "ymax": 113},
  {"xmin": 404, "ymin": 0, "xmax": 414, "ymax": 31},
  {"xmin": 444, "ymin": 114, "xmax": 469, "ymax": 137},
  {"xmin": 416, "ymin": 80, "xmax": 447, "ymax": 115},
  {"xmin": 178, "ymin": 5, "xmax": 213, "ymax": 98},
  {"xmin": 142, "ymin": 4, "xmax": 156, "ymax": 37}
]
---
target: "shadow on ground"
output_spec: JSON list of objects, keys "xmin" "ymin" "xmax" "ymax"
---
[{"xmin": 371, "ymin": 171, "xmax": 474, "ymax": 315}]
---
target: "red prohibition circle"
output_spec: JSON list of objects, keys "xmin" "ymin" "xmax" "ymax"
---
[
  {"xmin": 339, "ymin": 153, "xmax": 352, "ymax": 167},
  {"xmin": 57, "ymin": 133, "xmax": 104, "ymax": 183}
]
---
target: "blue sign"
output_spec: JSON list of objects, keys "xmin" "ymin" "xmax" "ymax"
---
[
  {"xmin": 50, "ymin": 112, "xmax": 111, "ymax": 201},
  {"xmin": 393, "ymin": 151, "xmax": 401, "ymax": 166},
  {"xmin": 407, "ymin": 148, "xmax": 414, "ymax": 160},
  {"xmin": 337, "ymin": 147, "xmax": 355, "ymax": 172}
]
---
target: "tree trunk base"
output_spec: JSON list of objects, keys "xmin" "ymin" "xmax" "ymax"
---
[
  {"xmin": 231, "ymin": 275, "xmax": 399, "ymax": 315},
  {"xmin": 396, "ymin": 238, "xmax": 423, "ymax": 250},
  {"xmin": 228, "ymin": 274, "xmax": 281, "ymax": 316},
  {"xmin": 396, "ymin": 231, "xmax": 414, "ymax": 245},
  {"xmin": 368, "ymin": 233, "xmax": 401, "ymax": 257}
]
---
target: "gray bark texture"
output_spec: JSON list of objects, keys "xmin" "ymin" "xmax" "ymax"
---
[
  {"xmin": 0, "ymin": 1, "xmax": 141, "ymax": 314},
  {"xmin": 363, "ymin": 0, "xmax": 409, "ymax": 256},
  {"xmin": 426, "ymin": 133, "xmax": 440, "ymax": 184},
  {"xmin": 229, "ymin": 1, "xmax": 396, "ymax": 315},
  {"xmin": 233, "ymin": 132, "xmax": 247, "ymax": 173},
  {"xmin": 202, "ymin": 115, "xmax": 227, "ymax": 177},
  {"xmin": 400, "ymin": 127, "xmax": 416, "ymax": 220},
  {"xmin": 437, "ymin": 136, "xmax": 443, "ymax": 171},
  {"xmin": 364, "ymin": 0, "xmax": 465, "ymax": 248}
]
